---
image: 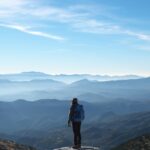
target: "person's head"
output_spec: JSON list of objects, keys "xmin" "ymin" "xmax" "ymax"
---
[{"xmin": 72, "ymin": 98, "xmax": 78, "ymax": 105}]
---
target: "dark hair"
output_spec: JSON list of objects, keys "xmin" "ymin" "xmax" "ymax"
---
[{"xmin": 72, "ymin": 98, "xmax": 78, "ymax": 105}]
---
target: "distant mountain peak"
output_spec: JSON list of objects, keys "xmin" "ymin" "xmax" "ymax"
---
[
  {"xmin": 76, "ymin": 79, "xmax": 90, "ymax": 82},
  {"xmin": 0, "ymin": 71, "xmax": 144, "ymax": 83},
  {"xmin": 70, "ymin": 79, "xmax": 92, "ymax": 85},
  {"xmin": 0, "ymin": 79, "xmax": 11, "ymax": 83},
  {"xmin": 21, "ymin": 71, "xmax": 49, "ymax": 76}
]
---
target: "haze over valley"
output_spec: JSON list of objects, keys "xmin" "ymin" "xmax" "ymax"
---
[
  {"xmin": 0, "ymin": 71, "xmax": 146, "ymax": 102},
  {"xmin": 0, "ymin": 72, "xmax": 150, "ymax": 149}
]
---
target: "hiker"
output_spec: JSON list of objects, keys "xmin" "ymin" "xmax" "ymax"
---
[{"xmin": 68, "ymin": 98, "xmax": 85, "ymax": 149}]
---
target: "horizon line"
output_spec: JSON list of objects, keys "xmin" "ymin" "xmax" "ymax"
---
[{"xmin": 0, "ymin": 71, "xmax": 148, "ymax": 77}]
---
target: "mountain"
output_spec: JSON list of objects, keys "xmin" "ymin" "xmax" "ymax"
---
[
  {"xmin": 0, "ymin": 71, "xmax": 50, "ymax": 81},
  {"xmin": 64, "ymin": 77, "xmax": 150, "ymax": 101},
  {"xmin": 0, "ymin": 99, "xmax": 70, "ymax": 133},
  {"xmin": 0, "ymin": 73, "xmax": 148, "ymax": 102},
  {"xmin": 0, "ymin": 77, "xmax": 150, "ymax": 102},
  {"xmin": 1, "ymin": 99, "xmax": 150, "ymax": 133},
  {"xmin": 0, "ymin": 71, "xmax": 142, "ymax": 83},
  {"xmin": 32, "ymin": 110, "xmax": 150, "ymax": 150},
  {"xmin": 1, "ymin": 99, "xmax": 150, "ymax": 149},
  {"xmin": 15, "ymin": 107, "xmax": 150, "ymax": 150},
  {"xmin": 0, "ymin": 99, "xmax": 107, "ymax": 133},
  {"xmin": 70, "ymin": 77, "xmax": 150, "ymax": 89},
  {"xmin": 0, "ymin": 139, "xmax": 36, "ymax": 150},
  {"xmin": 0, "ymin": 79, "xmax": 66, "ymax": 101},
  {"xmin": 83, "ymin": 111, "xmax": 150, "ymax": 150},
  {"xmin": 112, "ymin": 134, "xmax": 150, "ymax": 150},
  {"xmin": 77, "ymin": 92, "xmax": 109, "ymax": 102},
  {"xmin": 0, "ymin": 79, "xmax": 11, "ymax": 83}
]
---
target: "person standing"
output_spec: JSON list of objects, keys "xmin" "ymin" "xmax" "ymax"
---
[{"xmin": 68, "ymin": 98, "xmax": 85, "ymax": 149}]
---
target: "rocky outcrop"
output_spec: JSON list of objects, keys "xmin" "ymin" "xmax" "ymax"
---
[
  {"xmin": 112, "ymin": 135, "xmax": 150, "ymax": 150},
  {"xmin": 54, "ymin": 146, "xmax": 100, "ymax": 150},
  {"xmin": 0, "ymin": 139, "xmax": 36, "ymax": 150}
]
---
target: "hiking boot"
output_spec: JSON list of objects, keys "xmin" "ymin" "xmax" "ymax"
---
[
  {"xmin": 77, "ymin": 144, "xmax": 81, "ymax": 148},
  {"xmin": 72, "ymin": 145, "xmax": 78, "ymax": 149}
]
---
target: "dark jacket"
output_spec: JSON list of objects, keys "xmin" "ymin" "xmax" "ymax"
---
[{"xmin": 69, "ymin": 104, "xmax": 85, "ymax": 122}]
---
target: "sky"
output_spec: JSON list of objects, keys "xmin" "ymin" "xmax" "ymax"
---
[{"xmin": 0, "ymin": 0, "xmax": 150, "ymax": 76}]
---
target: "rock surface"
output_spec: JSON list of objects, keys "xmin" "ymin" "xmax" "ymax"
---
[
  {"xmin": 0, "ymin": 139, "xmax": 36, "ymax": 150},
  {"xmin": 112, "ymin": 135, "xmax": 150, "ymax": 150},
  {"xmin": 54, "ymin": 146, "xmax": 100, "ymax": 150}
]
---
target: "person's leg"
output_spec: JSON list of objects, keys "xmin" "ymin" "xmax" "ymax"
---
[
  {"xmin": 77, "ymin": 122, "xmax": 81, "ymax": 147},
  {"xmin": 72, "ymin": 122, "xmax": 78, "ymax": 146}
]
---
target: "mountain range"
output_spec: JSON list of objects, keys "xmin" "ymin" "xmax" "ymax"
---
[
  {"xmin": 0, "ymin": 99, "xmax": 150, "ymax": 149},
  {"xmin": 0, "ymin": 76, "xmax": 150, "ymax": 102},
  {"xmin": 0, "ymin": 72, "xmax": 150, "ymax": 149},
  {"xmin": 0, "ymin": 71, "xmax": 142, "ymax": 83}
]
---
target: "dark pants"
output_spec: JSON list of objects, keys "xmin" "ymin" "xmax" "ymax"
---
[{"xmin": 72, "ymin": 121, "xmax": 81, "ymax": 146}]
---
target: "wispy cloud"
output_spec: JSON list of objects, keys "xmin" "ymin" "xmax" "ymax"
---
[
  {"xmin": 0, "ymin": 0, "xmax": 26, "ymax": 9},
  {"xmin": 0, "ymin": 24, "xmax": 64, "ymax": 41},
  {"xmin": 0, "ymin": 0, "xmax": 65, "ymax": 41},
  {"xmin": 0, "ymin": 0, "xmax": 29, "ymax": 17},
  {"xmin": 0, "ymin": 0, "xmax": 150, "ymax": 42},
  {"xmin": 72, "ymin": 18, "xmax": 150, "ymax": 42},
  {"xmin": 26, "ymin": 4, "xmax": 150, "ymax": 42},
  {"xmin": 125, "ymin": 30, "xmax": 150, "ymax": 41}
]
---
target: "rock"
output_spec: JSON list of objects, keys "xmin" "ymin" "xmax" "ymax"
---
[
  {"xmin": 54, "ymin": 146, "xmax": 100, "ymax": 150},
  {"xmin": 0, "ymin": 139, "xmax": 36, "ymax": 150},
  {"xmin": 112, "ymin": 134, "xmax": 150, "ymax": 150}
]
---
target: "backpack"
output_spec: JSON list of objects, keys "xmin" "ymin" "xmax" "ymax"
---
[{"xmin": 72, "ymin": 104, "xmax": 85, "ymax": 122}]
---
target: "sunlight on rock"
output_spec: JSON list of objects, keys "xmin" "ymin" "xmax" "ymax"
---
[{"xmin": 54, "ymin": 146, "xmax": 100, "ymax": 150}]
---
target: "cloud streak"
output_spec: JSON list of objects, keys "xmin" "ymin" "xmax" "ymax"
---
[
  {"xmin": 0, "ymin": 24, "xmax": 64, "ymax": 41},
  {"xmin": 25, "ymin": 4, "xmax": 150, "ymax": 42},
  {"xmin": 0, "ymin": 0, "xmax": 30, "ymax": 17},
  {"xmin": 0, "ymin": 0, "xmax": 65, "ymax": 41},
  {"xmin": 72, "ymin": 18, "xmax": 150, "ymax": 41},
  {"xmin": 125, "ymin": 30, "xmax": 150, "ymax": 41},
  {"xmin": 0, "ymin": 0, "xmax": 150, "ymax": 42}
]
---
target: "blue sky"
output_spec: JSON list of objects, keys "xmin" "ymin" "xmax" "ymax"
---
[{"xmin": 0, "ymin": 0, "xmax": 150, "ymax": 75}]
